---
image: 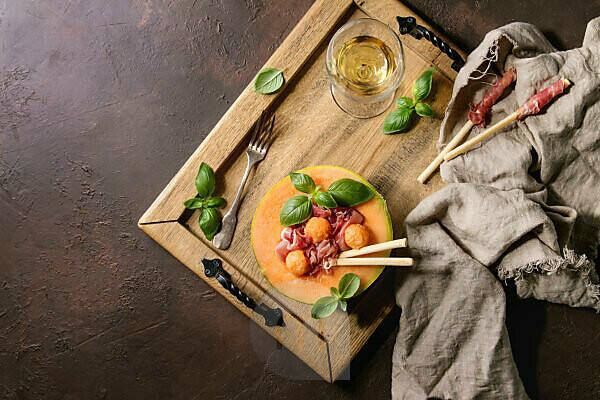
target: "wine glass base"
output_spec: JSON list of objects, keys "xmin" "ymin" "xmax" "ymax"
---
[{"xmin": 330, "ymin": 84, "xmax": 397, "ymax": 119}]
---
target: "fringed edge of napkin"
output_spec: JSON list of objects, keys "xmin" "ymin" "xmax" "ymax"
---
[{"xmin": 498, "ymin": 248, "xmax": 600, "ymax": 312}]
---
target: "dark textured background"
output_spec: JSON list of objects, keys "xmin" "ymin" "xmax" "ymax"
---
[{"xmin": 2, "ymin": 1, "xmax": 600, "ymax": 399}]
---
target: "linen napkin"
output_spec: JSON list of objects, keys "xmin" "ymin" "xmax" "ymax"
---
[{"xmin": 392, "ymin": 17, "xmax": 600, "ymax": 399}]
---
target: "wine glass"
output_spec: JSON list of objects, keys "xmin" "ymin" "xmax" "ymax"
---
[{"xmin": 326, "ymin": 18, "xmax": 405, "ymax": 119}]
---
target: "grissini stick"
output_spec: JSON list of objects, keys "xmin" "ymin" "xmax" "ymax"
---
[
  {"xmin": 339, "ymin": 238, "xmax": 407, "ymax": 259},
  {"xmin": 333, "ymin": 257, "xmax": 414, "ymax": 267},
  {"xmin": 444, "ymin": 110, "xmax": 519, "ymax": 161},
  {"xmin": 417, "ymin": 120, "xmax": 473, "ymax": 184},
  {"xmin": 445, "ymin": 78, "xmax": 571, "ymax": 161},
  {"xmin": 417, "ymin": 69, "xmax": 517, "ymax": 184}
]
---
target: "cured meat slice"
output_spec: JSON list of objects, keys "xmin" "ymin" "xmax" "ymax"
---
[
  {"xmin": 468, "ymin": 68, "xmax": 517, "ymax": 127},
  {"xmin": 517, "ymin": 78, "xmax": 570, "ymax": 120}
]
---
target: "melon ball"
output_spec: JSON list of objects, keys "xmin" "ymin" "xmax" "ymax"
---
[
  {"xmin": 304, "ymin": 217, "xmax": 331, "ymax": 243},
  {"xmin": 285, "ymin": 250, "xmax": 310, "ymax": 276},
  {"xmin": 344, "ymin": 224, "xmax": 370, "ymax": 249}
]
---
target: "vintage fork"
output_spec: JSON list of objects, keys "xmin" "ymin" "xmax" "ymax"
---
[{"xmin": 212, "ymin": 112, "xmax": 276, "ymax": 250}]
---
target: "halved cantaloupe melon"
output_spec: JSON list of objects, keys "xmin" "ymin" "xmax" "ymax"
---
[{"xmin": 251, "ymin": 166, "xmax": 393, "ymax": 304}]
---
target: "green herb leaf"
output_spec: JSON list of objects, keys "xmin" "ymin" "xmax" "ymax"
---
[
  {"xmin": 383, "ymin": 106, "xmax": 413, "ymax": 134},
  {"xmin": 195, "ymin": 162, "xmax": 216, "ymax": 198},
  {"xmin": 415, "ymin": 102, "xmax": 434, "ymax": 117},
  {"xmin": 314, "ymin": 191, "xmax": 338, "ymax": 208},
  {"xmin": 338, "ymin": 299, "xmax": 348, "ymax": 312},
  {"xmin": 330, "ymin": 287, "xmax": 341, "ymax": 298},
  {"xmin": 413, "ymin": 68, "xmax": 434, "ymax": 101},
  {"xmin": 338, "ymin": 273, "xmax": 360, "ymax": 299},
  {"xmin": 311, "ymin": 296, "xmax": 339, "ymax": 319},
  {"xmin": 204, "ymin": 196, "xmax": 226, "ymax": 208},
  {"xmin": 290, "ymin": 172, "xmax": 316, "ymax": 194},
  {"xmin": 396, "ymin": 96, "xmax": 414, "ymax": 108},
  {"xmin": 280, "ymin": 195, "xmax": 312, "ymax": 226},
  {"xmin": 254, "ymin": 67, "xmax": 284, "ymax": 94},
  {"xmin": 328, "ymin": 178, "xmax": 374, "ymax": 207},
  {"xmin": 199, "ymin": 207, "xmax": 221, "ymax": 240},
  {"xmin": 184, "ymin": 198, "xmax": 205, "ymax": 209}
]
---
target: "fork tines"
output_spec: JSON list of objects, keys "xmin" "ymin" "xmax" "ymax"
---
[{"xmin": 249, "ymin": 112, "xmax": 275, "ymax": 154}]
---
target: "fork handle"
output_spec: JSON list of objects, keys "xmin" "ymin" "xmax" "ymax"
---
[{"xmin": 212, "ymin": 157, "xmax": 255, "ymax": 249}]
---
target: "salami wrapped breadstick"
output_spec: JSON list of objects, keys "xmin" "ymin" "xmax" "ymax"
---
[
  {"xmin": 469, "ymin": 68, "xmax": 517, "ymax": 127},
  {"xmin": 444, "ymin": 78, "xmax": 571, "ymax": 161},
  {"xmin": 516, "ymin": 77, "xmax": 570, "ymax": 119},
  {"xmin": 417, "ymin": 69, "xmax": 517, "ymax": 184}
]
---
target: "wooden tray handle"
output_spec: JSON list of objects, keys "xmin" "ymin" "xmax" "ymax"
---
[
  {"xmin": 202, "ymin": 258, "xmax": 285, "ymax": 327},
  {"xmin": 396, "ymin": 16, "xmax": 465, "ymax": 72}
]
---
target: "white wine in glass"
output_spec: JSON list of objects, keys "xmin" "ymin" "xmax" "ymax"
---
[
  {"xmin": 336, "ymin": 35, "xmax": 396, "ymax": 94},
  {"xmin": 327, "ymin": 19, "xmax": 404, "ymax": 119}
]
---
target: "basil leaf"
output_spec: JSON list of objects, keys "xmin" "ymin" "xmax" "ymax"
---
[
  {"xmin": 199, "ymin": 207, "xmax": 221, "ymax": 240},
  {"xmin": 330, "ymin": 287, "xmax": 341, "ymax": 299},
  {"xmin": 280, "ymin": 195, "xmax": 312, "ymax": 226},
  {"xmin": 338, "ymin": 299, "xmax": 348, "ymax": 312},
  {"xmin": 413, "ymin": 68, "xmax": 434, "ymax": 101},
  {"xmin": 184, "ymin": 198, "xmax": 204, "ymax": 209},
  {"xmin": 311, "ymin": 296, "xmax": 339, "ymax": 319},
  {"xmin": 314, "ymin": 191, "xmax": 337, "ymax": 208},
  {"xmin": 383, "ymin": 106, "xmax": 413, "ymax": 134},
  {"xmin": 254, "ymin": 67, "xmax": 284, "ymax": 94},
  {"xmin": 204, "ymin": 196, "xmax": 226, "ymax": 208},
  {"xmin": 415, "ymin": 102, "xmax": 434, "ymax": 117},
  {"xmin": 290, "ymin": 172, "xmax": 316, "ymax": 194},
  {"xmin": 396, "ymin": 96, "xmax": 414, "ymax": 108},
  {"xmin": 195, "ymin": 162, "xmax": 216, "ymax": 198},
  {"xmin": 328, "ymin": 179, "xmax": 374, "ymax": 207},
  {"xmin": 338, "ymin": 273, "xmax": 360, "ymax": 299}
]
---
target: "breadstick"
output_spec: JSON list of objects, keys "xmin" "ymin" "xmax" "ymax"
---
[
  {"xmin": 445, "ymin": 78, "xmax": 571, "ymax": 161},
  {"xmin": 417, "ymin": 69, "xmax": 517, "ymax": 184}
]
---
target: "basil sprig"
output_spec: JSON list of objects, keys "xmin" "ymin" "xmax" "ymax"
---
[
  {"xmin": 280, "ymin": 172, "xmax": 324, "ymax": 226},
  {"xmin": 383, "ymin": 106, "xmax": 413, "ymax": 134},
  {"xmin": 313, "ymin": 191, "xmax": 337, "ymax": 208},
  {"xmin": 184, "ymin": 196, "xmax": 226, "ymax": 210},
  {"xmin": 280, "ymin": 195, "xmax": 312, "ymax": 227},
  {"xmin": 254, "ymin": 67, "xmax": 285, "ymax": 94},
  {"xmin": 199, "ymin": 207, "xmax": 220, "ymax": 240},
  {"xmin": 184, "ymin": 162, "xmax": 226, "ymax": 240},
  {"xmin": 279, "ymin": 172, "xmax": 374, "ymax": 226},
  {"xmin": 290, "ymin": 172, "xmax": 316, "ymax": 194},
  {"xmin": 383, "ymin": 68, "xmax": 436, "ymax": 134},
  {"xmin": 328, "ymin": 178, "xmax": 373, "ymax": 206},
  {"xmin": 415, "ymin": 102, "xmax": 434, "ymax": 117},
  {"xmin": 311, "ymin": 273, "xmax": 360, "ymax": 319},
  {"xmin": 413, "ymin": 68, "xmax": 434, "ymax": 101},
  {"xmin": 195, "ymin": 162, "xmax": 216, "ymax": 198}
]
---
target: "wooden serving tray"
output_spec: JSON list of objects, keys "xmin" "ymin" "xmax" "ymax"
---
[{"xmin": 139, "ymin": 0, "xmax": 463, "ymax": 382}]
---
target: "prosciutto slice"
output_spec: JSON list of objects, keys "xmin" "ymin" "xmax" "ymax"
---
[
  {"xmin": 468, "ymin": 68, "xmax": 517, "ymax": 127},
  {"xmin": 330, "ymin": 207, "xmax": 364, "ymax": 251},
  {"xmin": 516, "ymin": 78, "xmax": 570, "ymax": 120},
  {"xmin": 275, "ymin": 226, "xmax": 310, "ymax": 261},
  {"xmin": 276, "ymin": 205, "xmax": 365, "ymax": 274}
]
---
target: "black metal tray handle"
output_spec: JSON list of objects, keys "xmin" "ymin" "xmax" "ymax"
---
[
  {"xmin": 202, "ymin": 258, "xmax": 284, "ymax": 327},
  {"xmin": 396, "ymin": 16, "xmax": 465, "ymax": 72}
]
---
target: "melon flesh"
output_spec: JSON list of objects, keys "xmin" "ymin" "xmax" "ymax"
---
[{"xmin": 251, "ymin": 166, "xmax": 393, "ymax": 304}]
